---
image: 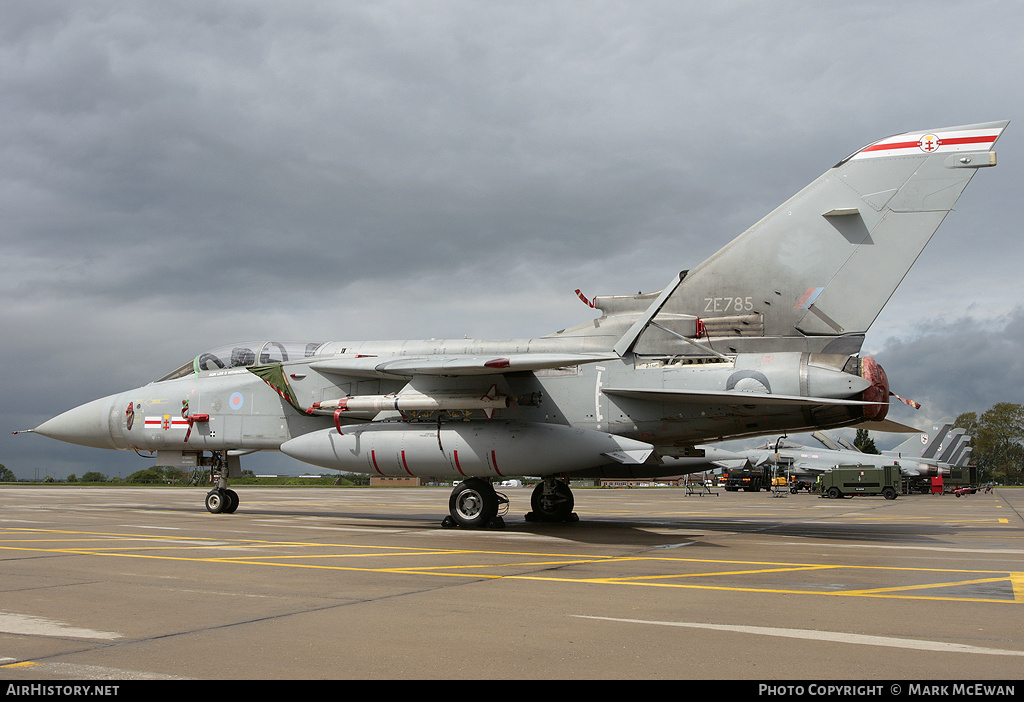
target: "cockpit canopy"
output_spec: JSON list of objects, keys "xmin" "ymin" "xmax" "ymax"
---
[{"xmin": 156, "ymin": 341, "xmax": 327, "ymax": 382}]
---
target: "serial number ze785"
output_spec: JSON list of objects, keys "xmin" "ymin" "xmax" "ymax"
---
[{"xmin": 704, "ymin": 296, "xmax": 754, "ymax": 313}]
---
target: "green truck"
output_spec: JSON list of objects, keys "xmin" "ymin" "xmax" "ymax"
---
[{"xmin": 818, "ymin": 465, "xmax": 900, "ymax": 500}]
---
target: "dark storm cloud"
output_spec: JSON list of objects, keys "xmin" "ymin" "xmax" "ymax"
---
[{"xmin": 873, "ymin": 308, "xmax": 1024, "ymax": 422}]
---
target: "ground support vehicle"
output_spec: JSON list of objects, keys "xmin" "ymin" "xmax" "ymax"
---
[
  {"xmin": 724, "ymin": 465, "xmax": 771, "ymax": 492},
  {"xmin": 819, "ymin": 464, "xmax": 900, "ymax": 500}
]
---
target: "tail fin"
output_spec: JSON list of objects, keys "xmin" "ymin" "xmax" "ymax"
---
[
  {"xmin": 935, "ymin": 427, "xmax": 967, "ymax": 464},
  {"xmin": 950, "ymin": 441, "xmax": 973, "ymax": 468},
  {"xmin": 623, "ymin": 121, "xmax": 1008, "ymax": 356},
  {"xmin": 886, "ymin": 418, "xmax": 954, "ymax": 459}
]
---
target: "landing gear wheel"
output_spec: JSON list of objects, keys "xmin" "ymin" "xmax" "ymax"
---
[
  {"xmin": 206, "ymin": 488, "xmax": 229, "ymax": 514},
  {"xmin": 526, "ymin": 479, "xmax": 577, "ymax": 523},
  {"xmin": 446, "ymin": 478, "xmax": 500, "ymax": 529},
  {"xmin": 204, "ymin": 451, "xmax": 240, "ymax": 514}
]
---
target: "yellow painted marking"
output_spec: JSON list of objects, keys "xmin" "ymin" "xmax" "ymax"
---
[
  {"xmin": 2, "ymin": 527, "xmax": 1022, "ymax": 605},
  {"xmin": 0, "ymin": 661, "xmax": 40, "ymax": 669},
  {"xmin": 840, "ymin": 577, "xmax": 1013, "ymax": 596},
  {"xmin": 1011, "ymin": 573, "xmax": 1024, "ymax": 603},
  {"xmin": 597, "ymin": 564, "xmax": 835, "ymax": 583}
]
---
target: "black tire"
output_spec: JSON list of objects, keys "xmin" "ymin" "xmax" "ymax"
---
[
  {"xmin": 529, "ymin": 480, "xmax": 574, "ymax": 522},
  {"xmin": 448, "ymin": 478, "xmax": 498, "ymax": 528},
  {"xmin": 827, "ymin": 487, "xmax": 842, "ymax": 499},
  {"xmin": 205, "ymin": 489, "xmax": 228, "ymax": 514},
  {"xmin": 882, "ymin": 487, "xmax": 897, "ymax": 500},
  {"xmin": 224, "ymin": 489, "xmax": 240, "ymax": 513}
]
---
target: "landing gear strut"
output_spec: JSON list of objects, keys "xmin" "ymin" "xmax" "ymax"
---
[
  {"xmin": 442, "ymin": 477, "xmax": 508, "ymax": 529},
  {"xmin": 525, "ymin": 477, "xmax": 577, "ymax": 523},
  {"xmin": 204, "ymin": 451, "xmax": 240, "ymax": 514}
]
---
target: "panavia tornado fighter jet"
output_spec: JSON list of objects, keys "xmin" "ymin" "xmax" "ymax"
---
[{"xmin": 26, "ymin": 121, "xmax": 1008, "ymax": 527}]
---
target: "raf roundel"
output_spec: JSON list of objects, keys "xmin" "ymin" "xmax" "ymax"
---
[{"xmin": 229, "ymin": 392, "xmax": 244, "ymax": 410}]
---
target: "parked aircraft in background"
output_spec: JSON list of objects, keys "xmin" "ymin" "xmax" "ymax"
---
[
  {"xmin": 731, "ymin": 418, "xmax": 972, "ymax": 490},
  {"xmin": 24, "ymin": 121, "xmax": 1007, "ymax": 527}
]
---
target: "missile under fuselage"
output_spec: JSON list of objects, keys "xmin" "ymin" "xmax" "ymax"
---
[
  {"xmin": 310, "ymin": 392, "xmax": 510, "ymax": 415},
  {"xmin": 280, "ymin": 421, "xmax": 654, "ymax": 478}
]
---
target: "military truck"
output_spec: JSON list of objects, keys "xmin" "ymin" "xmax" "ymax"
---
[
  {"xmin": 723, "ymin": 465, "xmax": 772, "ymax": 492},
  {"xmin": 819, "ymin": 464, "xmax": 900, "ymax": 500}
]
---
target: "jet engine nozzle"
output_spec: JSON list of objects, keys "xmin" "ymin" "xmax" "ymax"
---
[{"xmin": 859, "ymin": 356, "xmax": 890, "ymax": 422}]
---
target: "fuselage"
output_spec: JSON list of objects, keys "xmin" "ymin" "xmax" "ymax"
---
[{"xmin": 35, "ymin": 335, "xmax": 882, "ymax": 478}]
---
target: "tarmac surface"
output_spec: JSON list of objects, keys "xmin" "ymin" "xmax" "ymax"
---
[{"xmin": 0, "ymin": 484, "xmax": 1022, "ymax": 681}]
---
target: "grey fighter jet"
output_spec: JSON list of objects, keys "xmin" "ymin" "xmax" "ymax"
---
[
  {"xmin": 734, "ymin": 418, "xmax": 973, "ymax": 491},
  {"xmin": 26, "ymin": 121, "xmax": 1007, "ymax": 527}
]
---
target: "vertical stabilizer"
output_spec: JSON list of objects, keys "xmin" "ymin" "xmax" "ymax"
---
[
  {"xmin": 627, "ymin": 121, "xmax": 1008, "ymax": 356},
  {"xmin": 935, "ymin": 428, "xmax": 966, "ymax": 464},
  {"xmin": 886, "ymin": 418, "xmax": 954, "ymax": 459},
  {"xmin": 920, "ymin": 420, "xmax": 955, "ymax": 460},
  {"xmin": 950, "ymin": 444, "xmax": 973, "ymax": 468}
]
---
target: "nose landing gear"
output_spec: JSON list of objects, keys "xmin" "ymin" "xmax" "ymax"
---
[
  {"xmin": 205, "ymin": 487, "xmax": 239, "ymax": 514},
  {"xmin": 203, "ymin": 451, "xmax": 241, "ymax": 514}
]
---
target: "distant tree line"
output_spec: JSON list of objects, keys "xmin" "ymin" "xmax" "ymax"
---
[
  {"xmin": 956, "ymin": 402, "xmax": 1024, "ymax": 485},
  {"xmin": 1, "ymin": 466, "xmax": 358, "ymax": 485}
]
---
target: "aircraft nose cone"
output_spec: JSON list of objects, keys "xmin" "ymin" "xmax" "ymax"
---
[{"xmin": 34, "ymin": 396, "xmax": 118, "ymax": 449}]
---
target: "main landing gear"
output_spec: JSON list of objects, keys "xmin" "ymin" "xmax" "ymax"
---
[
  {"xmin": 442, "ymin": 476, "xmax": 578, "ymax": 528},
  {"xmin": 526, "ymin": 477, "xmax": 578, "ymax": 523},
  {"xmin": 442, "ymin": 478, "xmax": 509, "ymax": 529}
]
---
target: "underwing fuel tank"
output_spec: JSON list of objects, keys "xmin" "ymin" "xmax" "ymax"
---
[{"xmin": 280, "ymin": 422, "xmax": 654, "ymax": 478}]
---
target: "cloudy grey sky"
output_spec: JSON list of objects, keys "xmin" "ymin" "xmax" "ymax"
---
[{"xmin": 3, "ymin": 1, "xmax": 1023, "ymax": 479}]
